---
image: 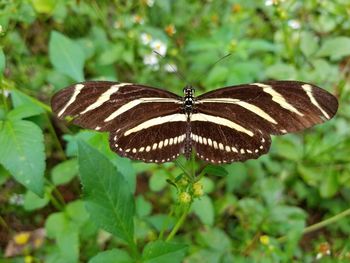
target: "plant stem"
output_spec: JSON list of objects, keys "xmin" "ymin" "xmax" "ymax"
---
[
  {"xmin": 128, "ymin": 239, "xmax": 141, "ymax": 260},
  {"xmin": 45, "ymin": 113, "xmax": 66, "ymax": 160},
  {"xmin": 166, "ymin": 205, "xmax": 190, "ymax": 242},
  {"xmin": 278, "ymin": 207, "xmax": 350, "ymax": 243},
  {"xmin": 0, "ymin": 76, "xmax": 9, "ymax": 112},
  {"xmin": 159, "ymin": 206, "xmax": 174, "ymax": 240}
]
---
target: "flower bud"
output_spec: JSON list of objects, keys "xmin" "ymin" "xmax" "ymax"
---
[{"xmin": 179, "ymin": 192, "xmax": 191, "ymax": 204}]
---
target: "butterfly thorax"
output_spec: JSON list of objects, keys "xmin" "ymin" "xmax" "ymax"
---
[{"xmin": 183, "ymin": 86, "xmax": 195, "ymax": 117}]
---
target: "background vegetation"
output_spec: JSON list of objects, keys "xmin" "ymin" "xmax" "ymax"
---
[{"xmin": 1, "ymin": 0, "xmax": 350, "ymax": 262}]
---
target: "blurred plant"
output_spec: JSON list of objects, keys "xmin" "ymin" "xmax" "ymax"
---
[{"xmin": 1, "ymin": 0, "xmax": 350, "ymax": 262}]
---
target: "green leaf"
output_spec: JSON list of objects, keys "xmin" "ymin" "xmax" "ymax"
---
[
  {"xmin": 45, "ymin": 212, "xmax": 80, "ymax": 263},
  {"xmin": 0, "ymin": 119, "xmax": 45, "ymax": 196},
  {"xmin": 197, "ymin": 228, "xmax": 231, "ymax": 252},
  {"xmin": 51, "ymin": 158, "xmax": 78, "ymax": 186},
  {"xmin": 149, "ymin": 170, "xmax": 168, "ymax": 192},
  {"xmin": 320, "ymin": 170, "xmax": 339, "ymax": 198},
  {"xmin": 192, "ymin": 195, "xmax": 214, "ymax": 226},
  {"xmin": 23, "ymin": 189, "xmax": 50, "ymax": 211},
  {"xmin": 142, "ymin": 240, "xmax": 187, "ymax": 263},
  {"xmin": 0, "ymin": 48, "xmax": 5, "ymax": 74},
  {"xmin": 265, "ymin": 63, "xmax": 297, "ymax": 80},
  {"xmin": 10, "ymin": 89, "xmax": 46, "ymax": 113},
  {"xmin": 317, "ymin": 37, "xmax": 350, "ymax": 60},
  {"xmin": 300, "ymin": 31, "xmax": 318, "ymax": 57},
  {"xmin": 7, "ymin": 104, "xmax": 43, "ymax": 120},
  {"xmin": 78, "ymin": 141, "xmax": 135, "ymax": 244},
  {"xmin": 89, "ymin": 249, "xmax": 133, "ymax": 263},
  {"xmin": 200, "ymin": 165, "xmax": 228, "ymax": 177},
  {"xmin": 136, "ymin": 195, "xmax": 152, "ymax": 218},
  {"xmin": 49, "ymin": 31, "xmax": 85, "ymax": 82},
  {"xmin": 30, "ymin": 0, "xmax": 56, "ymax": 14}
]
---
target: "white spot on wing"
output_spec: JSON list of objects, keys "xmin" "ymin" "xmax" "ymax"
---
[
  {"xmin": 203, "ymin": 137, "xmax": 207, "ymax": 145},
  {"xmin": 231, "ymin": 146, "xmax": 238, "ymax": 153}
]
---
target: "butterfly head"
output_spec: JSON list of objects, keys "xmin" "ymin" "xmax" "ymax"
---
[
  {"xmin": 183, "ymin": 85, "xmax": 195, "ymax": 114},
  {"xmin": 183, "ymin": 85, "xmax": 195, "ymax": 97}
]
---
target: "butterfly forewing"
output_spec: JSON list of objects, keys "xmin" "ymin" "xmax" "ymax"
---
[
  {"xmin": 51, "ymin": 81, "xmax": 182, "ymax": 132},
  {"xmin": 196, "ymin": 81, "xmax": 338, "ymax": 135}
]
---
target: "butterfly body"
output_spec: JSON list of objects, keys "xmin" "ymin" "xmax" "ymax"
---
[{"xmin": 52, "ymin": 81, "xmax": 338, "ymax": 164}]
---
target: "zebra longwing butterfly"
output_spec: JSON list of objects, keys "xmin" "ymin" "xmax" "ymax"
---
[{"xmin": 51, "ymin": 81, "xmax": 338, "ymax": 164}]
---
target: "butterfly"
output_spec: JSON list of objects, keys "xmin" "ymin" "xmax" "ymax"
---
[{"xmin": 51, "ymin": 80, "xmax": 338, "ymax": 164}]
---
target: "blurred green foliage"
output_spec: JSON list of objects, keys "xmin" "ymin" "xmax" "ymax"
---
[{"xmin": 1, "ymin": 0, "xmax": 350, "ymax": 262}]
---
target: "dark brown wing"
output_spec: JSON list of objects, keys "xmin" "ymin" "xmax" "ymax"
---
[
  {"xmin": 51, "ymin": 81, "xmax": 182, "ymax": 132},
  {"xmin": 52, "ymin": 81, "xmax": 188, "ymax": 163},
  {"xmin": 110, "ymin": 119, "xmax": 189, "ymax": 163},
  {"xmin": 192, "ymin": 81, "xmax": 338, "ymax": 163}
]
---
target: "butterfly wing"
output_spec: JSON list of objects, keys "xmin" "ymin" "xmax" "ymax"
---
[
  {"xmin": 52, "ymin": 81, "xmax": 188, "ymax": 162},
  {"xmin": 192, "ymin": 81, "xmax": 338, "ymax": 163}
]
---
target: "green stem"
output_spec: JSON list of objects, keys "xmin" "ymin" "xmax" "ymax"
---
[
  {"xmin": 0, "ymin": 76, "xmax": 9, "ymax": 112},
  {"xmin": 45, "ymin": 113, "xmax": 66, "ymax": 160},
  {"xmin": 166, "ymin": 205, "xmax": 191, "ymax": 242},
  {"xmin": 278, "ymin": 207, "xmax": 350, "ymax": 243},
  {"xmin": 45, "ymin": 182, "xmax": 65, "ymax": 211},
  {"xmin": 128, "ymin": 239, "xmax": 141, "ymax": 260},
  {"xmin": 159, "ymin": 206, "xmax": 174, "ymax": 240},
  {"xmin": 174, "ymin": 159, "xmax": 192, "ymax": 179}
]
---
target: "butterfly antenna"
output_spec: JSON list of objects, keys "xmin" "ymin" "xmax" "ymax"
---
[
  {"xmin": 193, "ymin": 53, "xmax": 232, "ymax": 83},
  {"xmin": 152, "ymin": 50, "xmax": 188, "ymax": 84}
]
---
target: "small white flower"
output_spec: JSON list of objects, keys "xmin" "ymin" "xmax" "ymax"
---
[
  {"xmin": 288, "ymin": 19, "xmax": 301, "ymax": 29},
  {"xmin": 0, "ymin": 25, "xmax": 3, "ymax": 34},
  {"xmin": 9, "ymin": 194, "xmax": 24, "ymax": 206},
  {"xmin": 146, "ymin": 0, "xmax": 154, "ymax": 7},
  {"xmin": 265, "ymin": 0, "xmax": 274, "ymax": 6},
  {"xmin": 143, "ymin": 53, "xmax": 159, "ymax": 70},
  {"xmin": 150, "ymin": 39, "xmax": 167, "ymax": 56},
  {"xmin": 113, "ymin": 21, "xmax": 122, "ymax": 29},
  {"xmin": 265, "ymin": 0, "xmax": 285, "ymax": 5},
  {"xmin": 1, "ymin": 89, "xmax": 10, "ymax": 97},
  {"xmin": 132, "ymin": 15, "xmax": 144, "ymax": 25},
  {"xmin": 164, "ymin": 63, "xmax": 178, "ymax": 73},
  {"xmin": 140, "ymin": 33, "xmax": 152, "ymax": 45}
]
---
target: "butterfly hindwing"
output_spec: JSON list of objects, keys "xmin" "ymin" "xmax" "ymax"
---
[
  {"xmin": 191, "ymin": 120, "xmax": 271, "ymax": 164},
  {"xmin": 110, "ymin": 121, "xmax": 189, "ymax": 163}
]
